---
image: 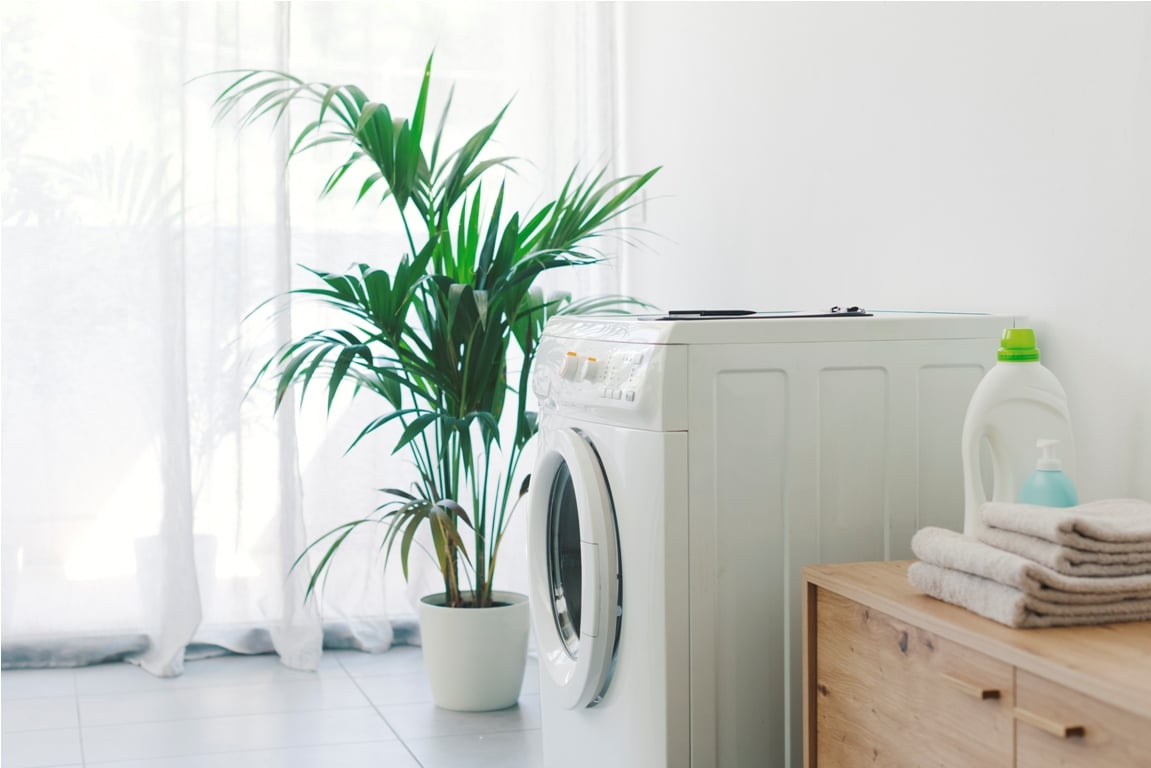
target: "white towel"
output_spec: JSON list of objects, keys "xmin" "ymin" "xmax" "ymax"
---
[
  {"xmin": 908, "ymin": 561, "xmax": 1151, "ymax": 628},
  {"xmin": 976, "ymin": 526, "xmax": 1151, "ymax": 577},
  {"xmin": 981, "ymin": 498, "xmax": 1151, "ymax": 554},
  {"xmin": 910, "ymin": 527, "xmax": 1151, "ymax": 604}
]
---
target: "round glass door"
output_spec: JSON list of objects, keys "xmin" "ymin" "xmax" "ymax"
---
[
  {"xmin": 547, "ymin": 461, "xmax": 583, "ymax": 657},
  {"xmin": 529, "ymin": 427, "xmax": 621, "ymax": 709}
]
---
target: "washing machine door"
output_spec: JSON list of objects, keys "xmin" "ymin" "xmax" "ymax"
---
[{"xmin": 529, "ymin": 427, "xmax": 621, "ymax": 709}]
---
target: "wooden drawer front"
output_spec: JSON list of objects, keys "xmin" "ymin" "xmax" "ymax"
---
[
  {"xmin": 813, "ymin": 588, "xmax": 1013, "ymax": 767},
  {"xmin": 1015, "ymin": 670, "xmax": 1151, "ymax": 768}
]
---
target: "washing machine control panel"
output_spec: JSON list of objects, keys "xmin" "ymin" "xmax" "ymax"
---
[
  {"xmin": 550, "ymin": 347, "xmax": 646, "ymax": 400},
  {"xmin": 537, "ymin": 345, "xmax": 645, "ymax": 397},
  {"xmin": 533, "ymin": 334, "xmax": 686, "ymax": 428}
]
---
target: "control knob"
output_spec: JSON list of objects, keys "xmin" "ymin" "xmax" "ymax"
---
[{"xmin": 558, "ymin": 351, "xmax": 579, "ymax": 380}]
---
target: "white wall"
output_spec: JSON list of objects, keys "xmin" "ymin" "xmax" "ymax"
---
[{"xmin": 618, "ymin": 2, "xmax": 1151, "ymax": 502}]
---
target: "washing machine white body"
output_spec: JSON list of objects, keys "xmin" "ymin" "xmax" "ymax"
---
[{"xmin": 528, "ymin": 310, "xmax": 1016, "ymax": 768}]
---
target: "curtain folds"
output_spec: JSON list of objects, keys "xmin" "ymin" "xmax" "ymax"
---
[{"xmin": 1, "ymin": 1, "xmax": 620, "ymax": 675}]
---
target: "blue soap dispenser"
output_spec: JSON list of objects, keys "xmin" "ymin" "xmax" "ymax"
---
[{"xmin": 1018, "ymin": 439, "xmax": 1079, "ymax": 507}]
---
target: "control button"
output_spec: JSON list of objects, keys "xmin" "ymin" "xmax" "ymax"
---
[
  {"xmin": 624, "ymin": 390, "xmax": 635, "ymax": 402},
  {"xmin": 559, "ymin": 351, "xmax": 579, "ymax": 380},
  {"xmin": 612, "ymin": 389, "xmax": 623, "ymax": 400},
  {"xmin": 581, "ymin": 356, "xmax": 600, "ymax": 381},
  {"xmin": 600, "ymin": 386, "xmax": 610, "ymax": 399}
]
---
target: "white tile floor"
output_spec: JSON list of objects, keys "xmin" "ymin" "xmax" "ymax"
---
[{"xmin": 1, "ymin": 647, "xmax": 542, "ymax": 767}]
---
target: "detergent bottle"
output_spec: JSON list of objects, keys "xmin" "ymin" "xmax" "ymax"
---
[{"xmin": 961, "ymin": 328, "xmax": 1076, "ymax": 536}]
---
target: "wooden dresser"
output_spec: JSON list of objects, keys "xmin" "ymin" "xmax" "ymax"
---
[{"xmin": 803, "ymin": 561, "xmax": 1151, "ymax": 767}]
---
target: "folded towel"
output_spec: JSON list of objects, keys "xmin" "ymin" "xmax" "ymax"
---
[
  {"xmin": 908, "ymin": 561, "xmax": 1151, "ymax": 628},
  {"xmin": 911, "ymin": 527, "xmax": 1151, "ymax": 604},
  {"xmin": 977, "ymin": 526, "xmax": 1151, "ymax": 577},
  {"xmin": 981, "ymin": 498, "xmax": 1151, "ymax": 554}
]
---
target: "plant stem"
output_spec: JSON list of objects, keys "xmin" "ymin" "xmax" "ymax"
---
[
  {"xmin": 475, "ymin": 451, "xmax": 490, "ymax": 606},
  {"xmin": 397, "ymin": 203, "xmax": 418, "ymax": 260}
]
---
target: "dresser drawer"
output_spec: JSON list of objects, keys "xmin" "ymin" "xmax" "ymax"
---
[
  {"xmin": 1015, "ymin": 670, "xmax": 1151, "ymax": 768},
  {"xmin": 812, "ymin": 587, "xmax": 1014, "ymax": 767}
]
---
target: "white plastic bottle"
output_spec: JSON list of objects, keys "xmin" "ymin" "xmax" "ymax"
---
[{"xmin": 961, "ymin": 328, "xmax": 1076, "ymax": 537}]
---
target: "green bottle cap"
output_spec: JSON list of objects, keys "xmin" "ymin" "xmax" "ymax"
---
[{"xmin": 999, "ymin": 328, "xmax": 1040, "ymax": 362}]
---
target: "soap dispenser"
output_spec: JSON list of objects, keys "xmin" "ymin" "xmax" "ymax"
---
[{"xmin": 1017, "ymin": 439, "xmax": 1079, "ymax": 508}]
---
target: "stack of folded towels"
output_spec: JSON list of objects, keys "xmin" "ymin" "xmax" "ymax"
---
[{"xmin": 909, "ymin": 498, "xmax": 1151, "ymax": 628}]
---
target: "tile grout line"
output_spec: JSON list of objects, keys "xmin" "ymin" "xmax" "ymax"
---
[
  {"xmin": 76, "ymin": 702, "xmax": 389, "ymax": 729},
  {"xmin": 68, "ymin": 666, "xmax": 384, "ymax": 728},
  {"xmin": 72, "ymin": 668, "xmax": 88, "ymax": 768},
  {"xmin": 336, "ymin": 652, "xmax": 426, "ymax": 768},
  {"xmin": 79, "ymin": 739, "xmax": 405, "ymax": 767}
]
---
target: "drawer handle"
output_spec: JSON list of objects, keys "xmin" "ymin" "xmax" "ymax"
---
[
  {"xmin": 1014, "ymin": 707, "xmax": 1086, "ymax": 739},
  {"xmin": 940, "ymin": 672, "xmax": 1001, "ymax": 700}
]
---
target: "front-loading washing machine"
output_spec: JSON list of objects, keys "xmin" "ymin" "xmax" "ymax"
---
[{"xmin": 527, "ymin": 309, "xmax": 1016, "ymax": 768}]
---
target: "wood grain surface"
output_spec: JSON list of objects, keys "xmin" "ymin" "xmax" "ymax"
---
[
  {"xmin": 812, "ymin": 588, "xmax": 1013, "ymax": 767},
  {"xmin": 804, "ymin": 560, "xmax": 1151, "ymax": 768},
  {"xmin": 805, "ymin": 560, "xmax": 1151, "ymax": 717}
]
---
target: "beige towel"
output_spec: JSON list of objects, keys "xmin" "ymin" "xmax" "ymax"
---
[
  {"xmin": 908, "ymin": 561, "xmax": 1151, "ymax": 628},
  {"xmin": 981, "ymin": 498, "xmax": 1151, "ymax": 554},
  {"xmin": 977, "ymin": 527, "xmax": 1151, "ymax": 577},
  {"xmin": 910, "ymin": 527, "xmax": 1151, "ymax": 604}
]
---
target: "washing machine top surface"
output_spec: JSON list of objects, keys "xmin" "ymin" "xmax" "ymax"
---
[{"xmin": 541, "ymin": 307, "xmax": 1015, "ymax": 346}]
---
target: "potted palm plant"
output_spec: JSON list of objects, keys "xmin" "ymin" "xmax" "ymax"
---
[{"xmin": 212, "ymin": 54, "xmax": 657, "ymax": 710}]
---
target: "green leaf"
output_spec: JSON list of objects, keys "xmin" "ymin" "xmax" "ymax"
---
[
  {"xmin": 428, "ymin": 83, "xmax": 454, "ymax": 175},
  {"xmin": 327, "ymin": 345, "xmax": 362, "ymax": 411},
  {"xmin": 347, "ymin": 406, "xmax": 424, "ymax": 452},
  {"xmin": 475, "ymin": 184, "xmax": 505, "ymax": 286},
  {"xmin": 391, "ymin": 118, "xmax": 414, "ymax": 209},
  {"xmin": 435, "ymin": 101, "xmax": 510, "ymax": 215},
  {"xmin": 356, "ymin": 172, "xmax": 384, "ymax": 203},
  {"xmin": 381, "ymin": 487, "xmax": 418, "ymax": 501},
  {"xmin": 289, "ymin": 519, "xmax": 368, "ymax": 602},
  {"xmin": 399, "ymin": 513, "xmax": 422, "ymax": 580},
  {"xmin": 411, "ymin": 52, "xmax": 433, "ymax": 149},
  {"xmin": 467, "ymin": 410, "xmax": 501, "ymax": 448},
  {"xmin": 319, "ymin": 84, "xmax": 356, "ymax": 130},
  {"xmin": 395, "ymin": 412, "xmax": 442, "ymax": 454},
  {"xmin": 428, "ymin": 510, "xmax": 451, "ymax": 576},
  {"xmin": 319, "ymin": 153, "xmax": 361, "ymax": 197},
  {"xmin": 436, "ymin": 498, "xmax": 473, "ymax": 530},
  {"xmin": 272, "ymin": 344, "xmax": 320, "ymax": 409},
  {"xmin": 431, "ymin": 504, "xmax": 471, "ymax": 562},
  {"xmin": 295, "ymin": 343, "xmax": 336, "ymax": 405}
]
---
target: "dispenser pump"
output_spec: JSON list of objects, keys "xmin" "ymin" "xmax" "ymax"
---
[
  {"xmin": 1035, "ymin": 439, "xmax": 1063, "ymax": 471},
  {"xmin": 1018, "ymin": 437, "xmax": 1079, "ymax": 507}
]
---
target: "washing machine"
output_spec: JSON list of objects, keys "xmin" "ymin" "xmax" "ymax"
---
[{"xmin": 527, "ymin": 308, "xmax": 1016, "ymax": 768}]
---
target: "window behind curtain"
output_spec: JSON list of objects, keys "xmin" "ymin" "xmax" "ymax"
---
[{"xmin": 1, "ymin": 1, "xmax": 628, "ymax": 672}]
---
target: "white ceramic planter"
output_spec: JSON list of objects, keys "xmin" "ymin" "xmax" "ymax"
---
[{"xmin": 418, "ymin": 590, "xmax": 530, "ymax": 712}]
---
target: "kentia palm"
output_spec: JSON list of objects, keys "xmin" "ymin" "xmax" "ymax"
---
[{"xmin": 213, "ymin": 55, "xmax": 656, "ymax": 703}]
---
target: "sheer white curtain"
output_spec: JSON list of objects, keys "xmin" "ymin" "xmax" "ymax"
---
[{"xmin": 1, "ymin": 2, "xmax": 625, "ymax": 676}]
